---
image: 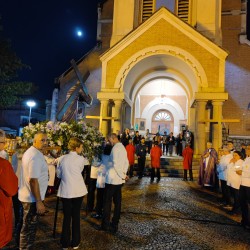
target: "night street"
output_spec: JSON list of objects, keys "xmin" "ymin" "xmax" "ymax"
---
[{"xmin": 5, "ymin": 177, "xmax": 250, "ymax": 250}]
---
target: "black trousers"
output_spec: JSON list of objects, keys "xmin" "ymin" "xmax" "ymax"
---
[
  {"xmin": 138, "ymin": 157, "xmax": 146, "ymax": 178},
  {"xmin": 61, "ymin": 197, "xmax": 83, "ymax": 248},
  {"xmin": 162, "ymin": 143, "xmax": 168, "ymax": 154},
  {"xmin": 12, "ymin": 192, "xmax": 22, "ymax": 227},
  {"xmin": 12, "ymin": 192, "xmax": 23, "ymax": 246},
  {"xmin": 151, "ymin": 168, "xmax": 160, "ymax": 180},
  {"xmin": 127, "ymin": 164, "xmax": 134, "ymax": 177},
  {"xmin": 87, "ymin": 178, "xmax": 97, "ymax": 212},
  {"xmin": 102, "ymin": 184, "xmax": 122, "ymax": 228},
  {"xmin": 145, "ymin": 141, "xmax": 152, "ymax": 154},
  {"xmin": 184, "ymin": 169, "xmax": 193, "ymax": 180},
  {"xmin": 96, "ymin": 188, "xmax": 105, "ymax": 215},
  {"xmin": 239, "ymin": 185, "xmax": 250, "ymax": 226},
  {"xmin": 230, "ymin": 187, "xmax": 240, "ymax": 212},
  {"xmin": 220, "ymin": 180, "xmax": 231, "ymax": 204}
]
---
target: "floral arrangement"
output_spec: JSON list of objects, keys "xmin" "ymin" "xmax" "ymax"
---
[{"xmin": 22, "ymin": 120, "xmax": 104, "ymax": 162}]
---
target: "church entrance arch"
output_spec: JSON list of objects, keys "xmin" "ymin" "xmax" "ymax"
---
[{"xmin": 98, "ymin": 38, "xmax": 228, "ymax": 154}]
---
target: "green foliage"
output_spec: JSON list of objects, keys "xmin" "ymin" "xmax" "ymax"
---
[
  {"xmin": 0, "ymin": 38, "xmax": 29, "ymax": 82},
  {"xmin": 0, "ymin": 81, "xmax": 33, "ymax": 108},
  {"xmin": 0, "ymin": 18, "xmax": 33, "ymax": 108}
]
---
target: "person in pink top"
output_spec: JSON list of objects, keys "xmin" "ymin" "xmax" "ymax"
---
[
  {"xmin": 150, "ymin": 141, "xmax": 162, "ymax": 182},
  {"xmin": 126, "ymin": 139, "xmax": 136, "ymax": 177}
]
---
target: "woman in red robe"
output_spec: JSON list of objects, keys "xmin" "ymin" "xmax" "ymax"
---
[{"xmin": 0, "ymin": 157, "xmax": 18, "ymax": 248}]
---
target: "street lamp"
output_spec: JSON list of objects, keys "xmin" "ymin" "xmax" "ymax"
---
[{"xmin": 27, "ymin": 100, "xmax": 36, "ymax": 124}]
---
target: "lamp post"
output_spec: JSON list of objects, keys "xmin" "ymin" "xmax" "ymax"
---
[{"xmin": 27, "ymin": 100, "xmax": 36, "ymax": 124}]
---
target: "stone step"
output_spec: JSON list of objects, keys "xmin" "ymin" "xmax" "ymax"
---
[{"xmin": 133, "ymin": 155, "xmax": 200, "ymax": 178}]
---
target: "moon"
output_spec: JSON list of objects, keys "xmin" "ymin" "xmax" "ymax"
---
[{"xmin": 77, "ymin": 30, "xmax": 82, "ymax": 37}]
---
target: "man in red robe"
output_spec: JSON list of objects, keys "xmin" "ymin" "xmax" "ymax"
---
[
  {"xmin": 126, "ymin": 139, "xmax": 136, "ymax": 177},
  {"xmin": 182, "ymin": 143, "xmax": 194, "ymax": 181},
  {"xmin": 150, "ymin": 141, "xmax": 163, "ymax": 182},
  {"xmin": 0, "ymin": 157, "xmax": 18, "ymax": 248}
]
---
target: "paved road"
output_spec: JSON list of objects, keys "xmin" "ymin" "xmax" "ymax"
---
[{"xmin": 5, "ymin": 177, "xmax": 250, "ymax": 249}]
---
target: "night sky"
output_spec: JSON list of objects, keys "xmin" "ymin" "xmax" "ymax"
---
[{"xmin": 0, "ymin": 0, "xmax": 98, "ymax": 101}]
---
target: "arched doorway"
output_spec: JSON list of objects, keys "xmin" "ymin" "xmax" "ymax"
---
[
  {"xmin": 133, "ymin": 77, "xmax": 187, "ymax": 136},
  {"xmin": 151, "ymin": 110, "xmax": 174, "ymax": 135}
]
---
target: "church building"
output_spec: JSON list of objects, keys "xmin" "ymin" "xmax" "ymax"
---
[{"xmin": 54, "ymin": 0, "xmax": 250, "ymax": 155}]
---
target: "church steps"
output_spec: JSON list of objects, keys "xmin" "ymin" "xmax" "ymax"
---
[{"xmin": 134, "ymin": 156, "xmax": 200, "ymax": 178}]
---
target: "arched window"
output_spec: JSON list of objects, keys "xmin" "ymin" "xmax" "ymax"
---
[{"xmin": 154, "ymin": 111, "xmax": 172, "ymax": 121}]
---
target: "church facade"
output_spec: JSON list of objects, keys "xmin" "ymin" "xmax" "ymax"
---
[{"xmin": 55, "ymin": 0, "xmax": 250, "ymax": 155}]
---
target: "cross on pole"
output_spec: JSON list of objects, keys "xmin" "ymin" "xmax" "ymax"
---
[{"xmin": 85, "ymin": 115, "xmax": 117, "ymax": 131}]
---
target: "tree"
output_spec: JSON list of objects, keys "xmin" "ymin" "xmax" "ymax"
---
[{"xmin": 0, "ymin": 18, "xmax": 34, "ymax": 108}]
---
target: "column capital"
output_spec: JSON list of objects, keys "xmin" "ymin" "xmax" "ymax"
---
[
  {"xmin": 211, "ymin": 100, "xmax": 224, "ymax": 106},
  {"xmin": 113, "ymin": 99, "xmax": 123, "ymax": 105},
  {"xmin": 100, "ymin": 99, "xmax": 110, "ymax": 104}
]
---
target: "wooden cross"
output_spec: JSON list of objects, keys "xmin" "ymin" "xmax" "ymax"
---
[
  {"xmin": 199, "ymin": 118, "xmax": 240, "ymax": 147},
  {"xmin": 85, "ymin": 115, "xmax": 117, "ymax": 131}
]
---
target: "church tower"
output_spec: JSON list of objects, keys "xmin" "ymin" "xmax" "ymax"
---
[{"xmin": 111, "ymin": 0, "xmax": 222, "ymax": 46}]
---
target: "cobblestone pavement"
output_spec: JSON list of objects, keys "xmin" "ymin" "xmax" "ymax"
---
[{"xmin": 5, "ymin": 177, "xmax": 250, "ymax": 250}]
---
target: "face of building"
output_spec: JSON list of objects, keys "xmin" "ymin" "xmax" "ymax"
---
[{"xmin": 58, "ymin": 0, "xmax": 250, "ymax": 154}]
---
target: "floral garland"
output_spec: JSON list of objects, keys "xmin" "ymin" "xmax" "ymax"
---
[{"xmin": 22, "ymin": 120, "xmax": 104, "ymax": 162}]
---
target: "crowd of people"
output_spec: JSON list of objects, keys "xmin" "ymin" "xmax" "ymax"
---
[
  {"xmin": 198, "ymin": 140, "xmax": 250, "ymax": 230},
  {"xmin": 0, "ymin": 130, "xmax": 129, "ymax": 250},
  {"xmin": 1, "ymin": 127, "xmax": 250, "ymax": 249}
]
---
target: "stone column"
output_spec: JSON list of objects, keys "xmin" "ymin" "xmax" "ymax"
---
[
  {"xmin": 212, "ymin": 100, "xmax": 224, "ymax": 151},
  {"xmin": 112, "ymin": 99, "xmax": 123, "ymax": 134},
  {"xmin": 100, "ymin": 99, "xmax": 109, "ymax": 136},
  {"xmin": 205, "ymin": 107, "xmax": 211, "ymax": 143},
  {"xmin": 195, "ymin": 100, "xmax": 207, "ymax": 155},
  {"xmin": 189, "ymin": 107, "xmax": 196, "ymax": 132}
]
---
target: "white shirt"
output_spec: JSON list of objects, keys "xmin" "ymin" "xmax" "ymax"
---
[
  {"xmin": 90, "ymin": 157, "xmax": 102, "ymax": 179},
  {"xmin": 105, "ymin": 142, "xmax": 129, "ymax": 185},
  {"xmin": 57, "ymin": 151, "xmax": 88, "ymax": 198},
  {"xmin": 217, "ymin": 153, "xmax": 233, "ymax": 181},
  {"xmin": 227, "ymin": 159, "xmax": 243, "ymax": 189},
  {"xmin": 19, "ymin": 146, "xmax": 48, "ymax": 202},
  {"xmin": 241, "ymin": 157, "xmax": 250, "ymax": 187}
]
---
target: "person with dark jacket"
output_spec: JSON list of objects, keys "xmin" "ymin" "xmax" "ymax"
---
[
  {"xmin": 121, "ymin": 128, "xmax": 131, "ymax": 147},
  {"xmin": 136, "ymin": 137, "xmax": 147, "ymax": 179},
  {"xmin": 167, "ymin": 132, "xmax": 175, "ymax": 156},
  {"xmin": 133, "ymin": 131, "xmax": 141, "ymax": 147}
]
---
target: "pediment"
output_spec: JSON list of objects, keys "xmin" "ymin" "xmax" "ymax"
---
[{"xmin": 101, "ymin": 7, "xmax": 228, "ymax": 62}]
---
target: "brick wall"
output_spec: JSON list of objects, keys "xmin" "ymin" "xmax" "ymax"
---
[{"xmin": 222, "ymin": 0, "xmax": 250, "ymax": 136}]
